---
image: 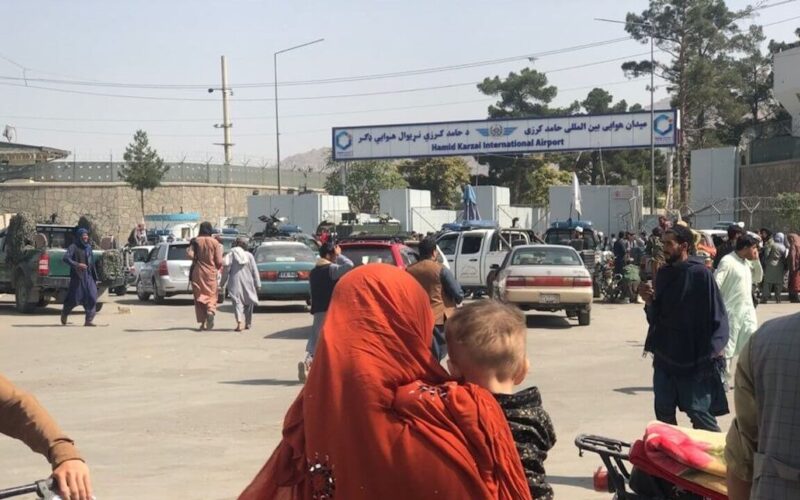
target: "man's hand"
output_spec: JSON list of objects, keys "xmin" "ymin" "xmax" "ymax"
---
[
  {"xmin": 77, "ymin": 263, "xmax": 88, "ymax": 271},
  {"xmin": 52, "ymin": 459, "xmax": 93, "ymax": 500},
  {"xmin": 638, "ymin": 282, "xmax": 654, "ymax": 305}
]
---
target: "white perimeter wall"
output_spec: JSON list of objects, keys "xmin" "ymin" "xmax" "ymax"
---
[
  {"xmin": 549, "ymin": 185, "xmax": 643, "ymax": 237},
  {"xmin": 689, "ymin": 147, "xmax": 738, "ymax": 229}
]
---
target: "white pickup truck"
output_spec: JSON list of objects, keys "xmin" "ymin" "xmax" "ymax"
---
[{"xmin": 437, "ymin": 228, "xmax": 540, "ymax": 294}]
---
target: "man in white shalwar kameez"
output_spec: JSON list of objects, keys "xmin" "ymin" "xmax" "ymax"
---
[{"xmin": 714, "ymin": 235, "xmax": 762, "ymax": 377}]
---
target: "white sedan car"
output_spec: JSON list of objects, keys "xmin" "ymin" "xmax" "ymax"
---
[{"xmin": 493, "ymin": 244, "xmax": 593, "ymax": 326}]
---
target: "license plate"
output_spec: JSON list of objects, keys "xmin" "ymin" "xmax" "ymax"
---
[
  {"xmin": 278, "ymin": 271, "xmax": 297, "ymax": 279},
  {"xmin": 540, "ymin": 294, "xmax": 560, "ymax": 304}
]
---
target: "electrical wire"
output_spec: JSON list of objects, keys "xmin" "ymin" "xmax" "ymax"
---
[
  {"xmin": 1, "ymin": 78, "xmax": 647, "ymax": 123},
  {"xmin": 0, "ymin": 52, "xmax": 654, "ymax": 102},
  {"xmin": 0, "ymin": 36, "xmax": 634, "ymax": 90}
]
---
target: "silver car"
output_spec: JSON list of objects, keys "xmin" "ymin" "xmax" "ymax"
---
[{"xmin": 136, "ymin": 242, "xmax": 224, "ymax": 304}]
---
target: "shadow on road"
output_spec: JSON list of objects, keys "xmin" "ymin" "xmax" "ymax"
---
[
  {"xmin": 0, "ymin": 303, "xmax": 63, "ymax": 316},
  {"xmin": 114, "ymin": 298, "xmax": 195, "ymax": 307},
  {"xmin": 613, "ymin": 386, "xmax": 652, "ymax": 396},
  {"xmin": 525, "ymin": 314, "xmax": 572, "ymax": 330},
  {"xmin": 548, "ymin": 475, "xmax": 594, "ymax": 490},
  {"xmin": 255, "ymin": 304, "xmax": 308, "ymax": 314},
  {"xmin": 264, "ymin": 326, "xmax": 309, "ymax": 340},
  {"xmin": 124, "ymin": 327, "xmax": 198, "ymax": 333},
  {"xmin": 220, "ymin": 378, "xmax": 302, "ymax": 387}
]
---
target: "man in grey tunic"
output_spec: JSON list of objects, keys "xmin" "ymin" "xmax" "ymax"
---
[
  {"xmin": 221, "ymin": 238, "xmax": 261, "ymax": 332},
  {"xmin": 726, "ymin": 312, "xmax": 800, "ymax": 499}
]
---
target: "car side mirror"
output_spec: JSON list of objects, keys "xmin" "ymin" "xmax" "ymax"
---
[{"xmin": 490, "ymin": 264, "xmax": 500, "ymax": 270}]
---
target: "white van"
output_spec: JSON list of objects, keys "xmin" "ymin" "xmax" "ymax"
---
[{"xmin": 437, "ymin": 228, "xmax": 540, "ymax": 294}]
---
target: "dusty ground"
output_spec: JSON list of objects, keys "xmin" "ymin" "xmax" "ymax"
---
[{"xmin": 0, "ymin": 292, "xmax": 792, "ymax": 499}]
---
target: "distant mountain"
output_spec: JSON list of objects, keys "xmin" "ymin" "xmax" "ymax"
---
[
  {"xmin": 282, "ymin": 146, "xmax": 489, "ymax": 176},
  {"xmin": 282, "ymin": 147, "xmax": 332, "ymax": 173}
]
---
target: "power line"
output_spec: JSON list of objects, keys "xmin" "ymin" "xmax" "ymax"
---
[
  {"xmin": 0, "ymin": 37, "xmax": 635, "ymax": 90},
  {"xmin": 2, "ymin": 78, "xmax": 647, "ymax": 123},
  {"xmin": 0, "ymin": 51, "xmax": 654, "ymax": 102}
]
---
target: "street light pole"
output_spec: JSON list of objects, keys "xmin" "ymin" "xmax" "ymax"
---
[
  {"xmin": 273, "ymin": 38, "xmax": 324, "ymax": 195},
  {"xmin": 596, "ymin": 18, "xmax": 657, "ymax": 215},
  {"xmin": 649, "ymin": 33, "xmax": 655, "ymax": 216}
]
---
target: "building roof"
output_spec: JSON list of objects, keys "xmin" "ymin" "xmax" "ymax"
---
[{"xmin": 0, "ymin": 142, "xmax": 70, "ymax": 165}]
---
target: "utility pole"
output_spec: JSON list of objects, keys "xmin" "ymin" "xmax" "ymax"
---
[
  {"xmin": 649, "ymin": 33, "xmax": 656, "ymax": 217},
  {"xmin": 209, "ymin": 56, "xmax": 233, "ymax": 165},
  {"xmin": 220, "ymin": 55, "xmax": 232, "ymax": 165}
]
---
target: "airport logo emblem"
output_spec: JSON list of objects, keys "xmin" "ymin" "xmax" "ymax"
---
[
  {"xmin": 653, "ymin": 114, "xmax": 674, "ymax": 136},
  {"xmin": 476, "ymin": 123, "xmax": 517, "ymax": 137},
  {"xmin": 335, "ymin": 130, "xmax": 353, "ymax": 150}
]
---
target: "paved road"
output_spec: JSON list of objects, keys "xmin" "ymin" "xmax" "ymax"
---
[{"xmin": 0, "ymin": 292, "xmax": 794, "ymax": 499}]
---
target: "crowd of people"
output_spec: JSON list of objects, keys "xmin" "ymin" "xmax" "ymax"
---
[{"xmin": 4, "ymin": 220, "xmax": 800, "ymax": 499}]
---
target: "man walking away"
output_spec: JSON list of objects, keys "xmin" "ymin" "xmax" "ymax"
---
[
  {"xmin": 713, "ymin": 224, "xmax": 744, "ymax": 269},
  {"xmin": 638, "ymin": 225, "xmax": 729, "ymax": 431},
  {"xmin": 301, "ymin": 242, "xmax": 354, "ymax": 382},
  {"xmin": 407, "ymin": 236, "xmax": 464, "ymax": 360},
  {"xmin": 726, "ymin": 313, "xmax": 800, "ymax": 499},
  {"xmin": 762, "ymin": 232, "xmax": 787, "ymax": 304},
  {"xmin": 222, "ymin": 237, "xmax": 261, "ymax": 332},
  {"xmin": 61, "ymin": 228, "xmax": 99, "ymax": 327},
  {"xmin": 714, "ymin": 235, "xmax": 762, "ymax": 381}
]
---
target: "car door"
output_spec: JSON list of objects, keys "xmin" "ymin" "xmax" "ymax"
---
[
  {"xmin": 455, "ymin": 231, "xmax": 486, "ymax": 287},
  {"xmin": 139, "ymin": 246, "xmax": 160, "ymax": 291},
  {"xmin": 437, "ymin": 233, "xmax": 460, "ymax": 274}
]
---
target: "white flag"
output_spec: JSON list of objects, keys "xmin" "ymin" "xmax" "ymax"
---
[{"xmin": 572, "ymin": 172, "xmax": 582, "ymax": 218}]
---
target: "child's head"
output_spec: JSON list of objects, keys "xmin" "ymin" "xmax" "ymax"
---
[{"xmin": 445, "ymin": 301, "xmax": 529, "ymax": 389}]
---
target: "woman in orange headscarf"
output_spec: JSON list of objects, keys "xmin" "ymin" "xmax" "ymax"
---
[{"xmin": 239, "ymin": 264, "xmax": 530, "ymax": 500}]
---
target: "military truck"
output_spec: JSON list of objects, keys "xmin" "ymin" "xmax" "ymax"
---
[{"xmin": 0, "ymin": 218, "xmax": 124, "ymax": 313}]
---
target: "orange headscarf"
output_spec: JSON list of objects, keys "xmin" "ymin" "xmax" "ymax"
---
[{"xmin": 238, "ymin": 264, "xmax": 530, "ymax": 500}]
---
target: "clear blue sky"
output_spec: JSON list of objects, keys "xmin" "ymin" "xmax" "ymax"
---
[{"xmin": 1, "ymin": 0, "xmax": 797, "ymax": 164}]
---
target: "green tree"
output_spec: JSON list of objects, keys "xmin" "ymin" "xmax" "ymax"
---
[
  {"xmin": 529, "ymin": 165, "xmax": 573, "ymax": 207},
  {"xmin": 325, "ymin": 159, "xmax": 407, "ymax": 213},
  {"xmin": 476, "ymin": 68, "xmax": 578, "ymax": 204},
  {"xmin": 621, "ymin": 0, "xmax": 749, "ymax": 205},
  {"xmin": 119, "ymin": 130, "xmax": 169, "ymax": 218},
  {"xmin": 398, "ymin": 157, "xmax": 471, "ymax": 208}
]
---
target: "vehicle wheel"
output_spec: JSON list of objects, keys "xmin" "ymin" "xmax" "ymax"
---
[
  {"xmin": 136, "ymin": 279, "xmax": 151, "ymax": 301},
  {"xmin": 566, "ymin": 310, "xmax": 577, "ymax": 319},
  {"xmin": 578, "ymin": 309, "xmax": 591, "ymax": 326},
  {"xmin": 96, "ymin": 302, "xmax": 105, "ymax": 313},
  {"xmin": 153, "ymin": 280, "xmax": 166, "ymax": 304},
  {"xmin": 114, "ymin": 285, "xmax": 127, "ymax": 296},
  {"xmin": 14, "ymin": 280, "xmax": 36, "ymax": 314}
]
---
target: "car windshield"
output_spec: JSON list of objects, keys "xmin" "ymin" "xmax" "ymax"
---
[
  {"xmin": 255, "ymin": 244, "xmax": 315, "ymax": 263},
  {"xmin": 341, "ymin": 246, "xmax": 396, "ymax": 266},
  {"xmin": 544, "ymin": 229, "xmax": 596, "ymax": 249},
  {"xmin": 167, "ymin": 245, "xmax": 189, "ymax": 260},
  {"xmin": 511, "ymin": 247, "xmax": 582, "ymax": 266}
]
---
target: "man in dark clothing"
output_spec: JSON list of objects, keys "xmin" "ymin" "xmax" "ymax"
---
[
  {"xmin": 713, "ymin": 224, "xmax": 744, "ymax": 269},
  {"xmin": 613, "ymin": 231, "xmax": 628, "ymax": 275},
  {"xmin": 299, "ymin": 242, "xmax": 354, "ymax": 382},
  {"xmin": 61, "ymin": 228, "xmax": 99, "ymax": 327},
  {"xmin": 638, "ymin": 225, "xmax": 730, "ymax": 431},
  {"xmin": 407, "ymin": 236, "xmax": 464, "ymax": 360}
]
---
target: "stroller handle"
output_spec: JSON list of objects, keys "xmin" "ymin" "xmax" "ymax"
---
[{"xmin": 575, "ymin": 434, "xmax": 632, "ymax": 459}]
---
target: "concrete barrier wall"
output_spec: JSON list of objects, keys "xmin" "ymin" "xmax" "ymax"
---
[{"xmin": 0, "ymin": 182, "xmax": 280, "ymax": 242}]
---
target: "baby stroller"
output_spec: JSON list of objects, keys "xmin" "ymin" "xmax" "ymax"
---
[{"xmin": 575, "ymin": 434, "xmax": 727, "ymax": 499}]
